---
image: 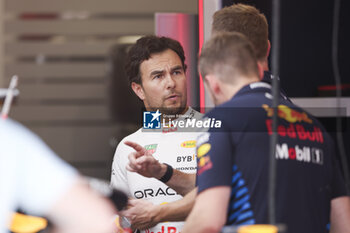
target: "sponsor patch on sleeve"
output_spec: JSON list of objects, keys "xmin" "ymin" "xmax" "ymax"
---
[{"xmin": 197, "ymin": 143, "xmax": 213, "ymax": 175}]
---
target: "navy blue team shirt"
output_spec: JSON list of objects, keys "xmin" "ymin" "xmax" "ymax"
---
[
  {"xmin": 196, "ymin": 82, "xmax": 346, "ymax": 233},
  {"xmin": 262, "ymin": 71, "xmax": 289, "ymax": 101}
]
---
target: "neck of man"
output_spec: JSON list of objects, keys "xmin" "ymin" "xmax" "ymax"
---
[
  {"xmin": 222, "ymin": 76, "xmax": 260, "ymax": 102},
  {"xmin": 259, "ymin": 59, "xmax": 269, "ymax": 73}
]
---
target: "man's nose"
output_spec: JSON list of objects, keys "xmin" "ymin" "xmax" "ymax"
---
[{"xmin": 165, "ymin": 73, "xmax": 176, "ymax": 89}]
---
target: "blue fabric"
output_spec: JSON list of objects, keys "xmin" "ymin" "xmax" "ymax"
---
[{"xmin": 196, "ymin": 82, "xmax": 346, "ymax": 233}]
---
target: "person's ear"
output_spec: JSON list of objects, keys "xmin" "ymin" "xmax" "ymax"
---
[
  {"xmin": 257, "ymin": 63, "xmax": 264, "ymax": 80},
  {"xmin": 266, "ymin": 40, "xmax": 271, "ymax": 58},
  {"xmin": 205, "ymin": 74, "xmax": 221, "ymax": 96},
  {"xmin": 131, "ymin": 82, "xmax": 145, "ymax": 100}
]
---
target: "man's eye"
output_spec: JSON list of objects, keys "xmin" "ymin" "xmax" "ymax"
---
[
  {"xmin": 153, "ymin": 75, "xmax": 162, "ymax": 79},
  {"xmin": 173, "ymin": 70, "xmax": 182, "ymax": 75}
]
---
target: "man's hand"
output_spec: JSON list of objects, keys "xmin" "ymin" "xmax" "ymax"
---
[
  {"xmin": 120, "ymin": 199, "xmax": 160, "ymax": 230},
  {"xmin": 125, "ymin": 141, "xmax": 167, "ymax": 179},
  {"xmin": 125, "ymin": 141, "xmax": 196, "ymax": 196}
]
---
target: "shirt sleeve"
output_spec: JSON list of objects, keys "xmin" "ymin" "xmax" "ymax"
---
[
  {"xmin": 110, "ymin": 139, "xmax": 132, "ymax": 196},
  {"xmin": 331, "ymin": 151, "xmax": 347, "ymax": 199},
  {"xmin": 197, "ymin": 122, "xmax": 233, "ymax": 194}
]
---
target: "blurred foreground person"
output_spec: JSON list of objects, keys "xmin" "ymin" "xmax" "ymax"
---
[{"xmin": 0, "ymin": 115, "xmax": 118, "ymax": 233}]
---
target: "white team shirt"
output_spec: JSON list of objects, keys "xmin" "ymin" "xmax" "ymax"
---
[
  {"xmin": 0, "ymin": 119, "xmax": 77, "ymax": 233},
  {"xmin": 111, "ymin": 107, "xmax": 202, "ymax": 233}
]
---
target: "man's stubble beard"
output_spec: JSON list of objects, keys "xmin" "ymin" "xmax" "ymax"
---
[{"xmin": 161, "ymin": 105, "xmax": 187, "ymax": 116}]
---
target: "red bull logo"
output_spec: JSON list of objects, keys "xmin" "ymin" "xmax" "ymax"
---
[
  {"xmin": 265, "ymin": 119, "xmax": 324, "ymax": 144},
  {"xmin": 262, "ymin": 104, "xmax": 312, "ymax": 124},
  {"xmin": 197, "ymin": 143, "xmax": 211, "ymax": 157},
  {"xmin": 197, "ymin": 143, "xmax": 213, "ymax": 175}
]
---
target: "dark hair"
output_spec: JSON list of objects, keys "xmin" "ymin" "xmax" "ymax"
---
[
  {"xmin": 199, "ymin": 32, "xmax": 259, "ymax": 83},
  {"xmin": 125, "ymin": 35, "xmax": 187, "ymax": 86},
  {"xmin": 212, "ymin": 3, "xmax": 268, "ymax": 61}
]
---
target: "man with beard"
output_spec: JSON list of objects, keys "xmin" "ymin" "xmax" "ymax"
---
[{"xmin": 110, "ymin": 35, "xmax": 202, "ymax": 233}]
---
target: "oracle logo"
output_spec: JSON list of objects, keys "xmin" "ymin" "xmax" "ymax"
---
[{"xmin": 134, "ymin": 187, "xmax": 177, "ymax": 199}]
